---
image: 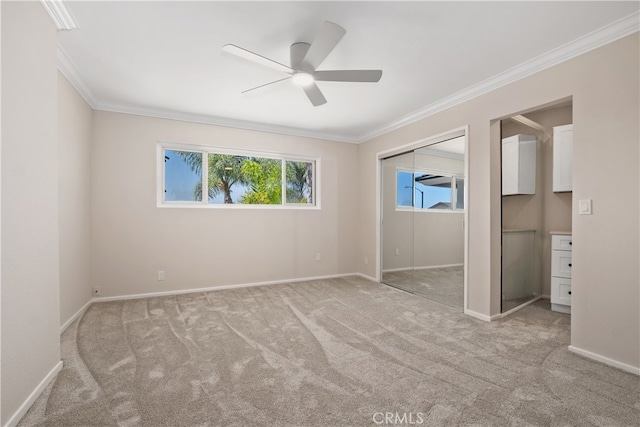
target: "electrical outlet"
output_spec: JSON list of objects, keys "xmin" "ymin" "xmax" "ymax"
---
[
  {"xmin": 364, "ymin": 256, "xmax": 369, "ymax": 265},
  {"xmin": 92, "ymin": 286, "xmax": 101, "ymax": 297},
  {"xmin": 395, "ymin": 248, "xmax": 400, "ymax": 256},
  {"xmin": 315, "ymin": 253, "xmax": 321, "ymax": 261},
  {"xmin": 157, "ymin": 271, "xmax": 165, "ymax": 281}
]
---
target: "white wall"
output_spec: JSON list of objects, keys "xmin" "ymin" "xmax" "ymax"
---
[
  {"xmin": 91, "ymin": 111, "xmax": 359, "ymax": 298},
  {"xmin": 58, "ymin": 72, "xmax": 93, "ymax": 328},
  {"xmin": 358, "ymin": 34, "xmax": 639, "ymax": 370},
  {"xmin": 1, "ymin": 2, "xmax": 61, "ymax": 424}
]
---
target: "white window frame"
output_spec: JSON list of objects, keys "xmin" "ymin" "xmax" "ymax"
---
[
  {"xmin": 395, "ymin": 166, "xmax": 464, "ymax": 213},
  {"xmin": 157, "ymin": 141, "xmax": 320, "ymax": 209}
]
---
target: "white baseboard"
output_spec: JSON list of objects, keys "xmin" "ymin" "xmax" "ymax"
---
[
  {"xmin": 355, "ymin": 272, "xmax": 378, "ymax": 282},
  {"xmin": 464, "ymin": 309, "xmax": 497, "ymax": 322},
  {"xmin": 381, "ymin": 267, "xmax": 413, "ymax": 273},
  {"xmin": 60, "ymin": 299, "xmax": 93, "ymax": 335},
  {"xmin": 4, "ymin": 361, "xmax": 63, "ymax": 427},
  {"xmin": 568, "ymin": 345, "xmax": 640, "ymax": 376},
  {"xmin": 93, "ymin": 273, "xmax": 359, "ymax": 302},
  {"xmin": 382, "ymin": 263, "xmax": 463, "ymax": 273},
  {"xmin": 415, "ymin": 263, "xmax": 463, "ymax": 271}
]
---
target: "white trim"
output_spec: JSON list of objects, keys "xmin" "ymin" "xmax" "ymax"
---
[
  {"xmin": 57, "ymin": 46, "xmax": 97, "ymax": 108},
  {"xmin": 54, "ymin": 12, "xmax": 639, "ymax": 144},
  {"xmin": 355, "ymin": 273, "xmax": 378, "ymax": 282},
  {"xmin": 463, "ymin": 309, "xmax": 500, "ymax": 322},
  {"xmin": 40, "ymin": 0, "xmax": 77, "ymax": 31},
  {"xmin": 92, "ymin": 273, "xmax": 358, "ymax": 302},
  {"xmin": 377, "ymin": 126, "xmax": 469, "ymax": 312},
  {"xmin": 60, "ymin": 299, "xmax": 92, "ymax": 335},
  {"xmin": 382, "ymin": 263, "xmax": 463, "ymax": 273},
  {"xmin": 382, "ymin": 267, "xmax": 413, "ymax": 273},
  {"xmin": 415, "ymin": 263, "xmax": 463, "ymax": 271},
  {"xmin": 360, "ymin": 11, "xmax": 640, "ymax": 142},
  {"xmin": 462, "ymin": 128, "xmax": 469, "ymax": 313},
  {"xmin": 158, "ymin": 141, "xmax": 320, "ymax": 209},
  {"xmin": 97, "ymin": 100, "xmax": 361, "ymax": 144},
  {"xmin": 4, "ymin": 361, "xmax": 63, "ymax": 427},
  {"xmin": 568, "ymin": 346, "xmax": 640, "ymax": 376}
]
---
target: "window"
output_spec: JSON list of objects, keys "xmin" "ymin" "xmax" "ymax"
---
[
  {"xmin": 159, "ymin": 143, "xmax": 318, "ymax": 208},
  {"xmin": 396, "ymin": 169, "xmax": 464, "ymax": 211}
]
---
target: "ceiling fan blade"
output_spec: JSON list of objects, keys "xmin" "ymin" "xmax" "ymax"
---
[
  {"xmin": 302, "ymin": 83, "xmax": 327, "ymax": 106},
  {"xmin": 241, "ymin": 77, "xmax": 291, "ymax": 94},
  {"xmin": 301, "ymin": 21, "xmax": 346, "ymax": 71},
  {"xmin": 290, "ymin": 42, "xmax": 310, "ymax": 70},
  {"xmin": 313, "ymin": 70, "xmax": 382, "ymax": 82},
  {"xmin": 222, "ymin": 44, "xmax": 292, "ymax": 74}
]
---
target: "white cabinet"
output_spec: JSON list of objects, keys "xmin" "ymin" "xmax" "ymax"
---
[
  {"xmin": 553, "ymin": 124, "xmax": 573, "ymax": 192},
  {"xmin": 551, "ymin": 232, "xmax": 572, "ymax": 313},
  {"xmin": 502, "ymin": 134, "xmax": 536, "ymax": 195}
]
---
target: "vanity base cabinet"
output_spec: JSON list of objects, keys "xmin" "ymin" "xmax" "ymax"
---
[{"xmin": 551, "ymin": 233, "xmax": 572, "ymax": 314}]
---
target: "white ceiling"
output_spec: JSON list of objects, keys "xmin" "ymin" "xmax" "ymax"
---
[{"xmin": 57, "ymin": 1, "xmax": 639, "ymax": 143}]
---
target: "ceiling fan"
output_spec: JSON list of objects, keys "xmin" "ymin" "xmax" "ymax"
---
[{"xmin": 222, "ymin": 21, "xmax": 382, "ymax": 107}]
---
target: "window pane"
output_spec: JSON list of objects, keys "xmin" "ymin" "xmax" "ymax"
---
[
  {"xmin": 206, "ymin": 154, "xmax": 249, "ymax": 204},
  {"xmin": 237, "ymin": 156, "xmax": 282, "ymax": 205},
  {"xmin": 286, "ymin": 161, "xmax": 313, "ymax": 204},
  {"xmin": 397, "ymin": 171, "xmax": 414, "ymax": 207},
  {"xmin": 455, "ymin": 177, "xmax": 465, "ymax": 210},
  {"xmin": 164, "ymin": 150, "xmax": 202, "ymax": 202},
  {"xmin": 415, "ymin": 174, "xmax": 452, "ymax": 210}
]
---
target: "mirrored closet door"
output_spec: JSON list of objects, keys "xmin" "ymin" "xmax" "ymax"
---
[{"xmin": 381, "ymin": 137, "xmax": 466, "ymax": 309}]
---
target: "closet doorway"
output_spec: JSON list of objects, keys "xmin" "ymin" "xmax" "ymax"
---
[
  {"xmin": 380, "ymin": 132, "xmax": 467, "ymax": 310},
  {"xmin": 500, "ymin": 100, "xmax": 573, "ymax": 314}
]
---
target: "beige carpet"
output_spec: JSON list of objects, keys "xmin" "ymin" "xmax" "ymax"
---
[
  {"xmin": 382, "ymin": 266, "xmax": 464, "ymax": 309},
  {"xmin": 19, "ymin": 277, "xmax": 639, "ymax": 426}
]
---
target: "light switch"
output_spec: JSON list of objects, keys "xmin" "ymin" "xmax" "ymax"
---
[{"xmin": 579, "ymin": 199, "xmax": 592, "ymax": 215}]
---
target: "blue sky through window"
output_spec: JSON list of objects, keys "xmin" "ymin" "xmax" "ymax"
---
[
  {"xmin": 165, "ymin": 150, "xmax": 201, "ymax": 202},
  {"xmin": 397, "ymin": 171, "xmax": 459, "ymax": 209}
]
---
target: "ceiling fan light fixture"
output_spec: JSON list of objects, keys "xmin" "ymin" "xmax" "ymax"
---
[{"xmin": 291, "ymin": 72, "xmax": 315, "ymax": 87}]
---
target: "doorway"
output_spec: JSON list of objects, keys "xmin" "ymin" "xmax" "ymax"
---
[
  {"xmin": 500, "ymin": 100, "xmax": 573, "ymax": 314},
  {"xmin": 379, "ymin": 131, "xmax": 467, "ymax": 310}
]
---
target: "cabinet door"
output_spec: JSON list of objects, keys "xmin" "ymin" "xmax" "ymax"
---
[
  {"xmin": 551, "ymin": 277, "xmax": 572, "ymax": 306},
  {"xmin": 502, "ymin": 135, "xmax": 536, "ymax": 195},
  {"xmin": 551, "ymin": 234, "xmax": 572, "ymax": 251},
  {"xmin": 502, "ymin": 139, "xmax": 519, "ymax": 195},
  {"xmin": 553, "ymin": 125, "xmax": 573, "ymax": 192},
  {"xmin": 551, "ymin": 250, "xmax": 572, "ymax": 278}
]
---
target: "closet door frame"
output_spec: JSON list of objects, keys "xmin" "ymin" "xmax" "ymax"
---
[{"xmin": 376, "ymin": 125, "xmax": 469, "ymax": 311}]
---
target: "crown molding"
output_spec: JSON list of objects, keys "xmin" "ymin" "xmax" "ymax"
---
[
  {"xmin": 57, "ymin": 46, "xmax": 97, "ymax": 108},
  {"xmin": 57, "ymin": 45, "xmax": 358, "ymax": 143},
  {"xmin": 358, "ymin": 11, "xmax": 640, "ymax": 143},
  {"xmin": 56, "ymin": 10, "xmax": 638, "ymax": 145},
  {"xmin": 94, "ymin": 100, "xmax": 360, "ymax": 144},
  {"xmin": 40, "ymin": 0, "xmax": 78, "ymax": 31}
]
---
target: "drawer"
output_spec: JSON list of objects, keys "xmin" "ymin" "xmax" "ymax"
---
[
  {"xmin": 552, "ymin": 234, "xmax": 572, "ymax": 251},
  {"xmin": 551, "ymin": 277, "xmax": 572, "ymax": 306},
  {"xmin": 551, "ymin": 250, "xmax": 572, "ymax": 278}
]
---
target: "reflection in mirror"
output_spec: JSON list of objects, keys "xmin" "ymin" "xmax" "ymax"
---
[
  {"xmin": 381, "ymin": 136, "xmax": 465, "ymax": 309},
  {"xmin": 381, "ymin": 151, "xmax": 415, "ymax": 294}
]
